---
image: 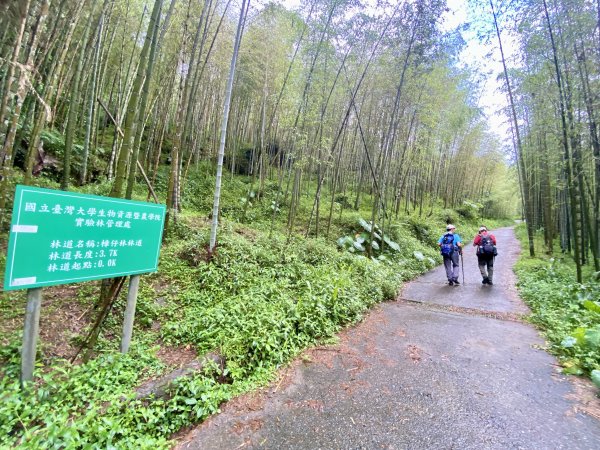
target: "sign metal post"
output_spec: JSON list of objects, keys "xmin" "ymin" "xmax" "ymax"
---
[
  {"xmin": 120, "ymin": 275, "xmax": 140, "ymax": 353},
  {"xmin": 21, "ymin": 287, "xmax": 42, "ymax": 385}
]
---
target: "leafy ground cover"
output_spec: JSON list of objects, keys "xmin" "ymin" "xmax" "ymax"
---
[
  {"xmin": 513, "ymin": 225, "xmax": 600, "ymax": 387},
  {"xmin": 0, "ymin": 170, "xmax": 505, "ymax": 448}
]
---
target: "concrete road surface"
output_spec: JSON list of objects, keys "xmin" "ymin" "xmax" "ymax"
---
[{"xmin": 176, "ymin": 227, "xmax": 600, "ymax": 450}]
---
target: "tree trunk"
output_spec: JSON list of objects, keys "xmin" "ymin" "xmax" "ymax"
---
[
  {"xmin": 23, "ymin": 0, "xmax": 87, "ymax": 184},
  {"xmin": 110, "ymin": 0, "xmax": 162, "ymax": 198},
  {"xmin": 575, "ymin": 43, "xmax": 600, "ymax": 270},
  {"xmin": 490, "ymin": 0, "xmax": 535, "ymax": 257},
  {"xmin": 125, "ymin": 0, "xmax": 163, "ymax": 199},
  {"xmin": 0, "ymin": 0, "xmax": 31, "ymax": 137},
  {"xmin": 209, "ymin": 0, "xmax": 250, "ymax": 252},
  {"xmin": 81, "ymin": 10, "xmax": 105, "ymax": 185},
  {"xmin": 62, "ymin": 9, "xmax": 93, "ymax": 190},
  {"xmin": 541, "ymin": 0, "xmax": 581, "ymax": 280},
  {"xmin": 0, "ymin": 0, "xmax": 48, "ymax": 227}
]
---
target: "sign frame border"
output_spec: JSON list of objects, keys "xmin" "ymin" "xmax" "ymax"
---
[{"xmin": 3, "ymin": 185, "xmax": 166, "ymax": 291}]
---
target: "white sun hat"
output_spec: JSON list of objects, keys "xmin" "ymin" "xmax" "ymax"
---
[{"xmin": 446, "ymin": 224, "xmax": 456, "ymax": 231}]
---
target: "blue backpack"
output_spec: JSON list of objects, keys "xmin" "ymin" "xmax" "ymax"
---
[{"xmin": 440, "ymin": 233, "xmax": 454, "ymax": 256}]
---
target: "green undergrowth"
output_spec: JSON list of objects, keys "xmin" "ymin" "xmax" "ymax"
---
[
  {"xmin": 0, "ymin": 167, "xmax": 508, "ymax": 448},
  {"xmin": 513, "ymin": 225, "xmax": 600, "ymax": 388},
  {"xmin": 160, "ymin": 218, "xmax": 440, "ymax": 376},
  {"xmin": 0, "ymin": 216, "xmax": 442, "ymax": 448}
]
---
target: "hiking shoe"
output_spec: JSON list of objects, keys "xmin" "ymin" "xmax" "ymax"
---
[
  {"xmin": 448, "ymin": 280, "xmax": 454, "ymax": 286},
  {"xmin": 482, "ymin": 277, "xmax": 489, "ymax": 285},
  {"xmin": 453, "ymin": 279, "xmax": 460, "ymax": 285},
  {"xmin": 488, "ymin": 280, "xmax": 493, "ymax": 286}
]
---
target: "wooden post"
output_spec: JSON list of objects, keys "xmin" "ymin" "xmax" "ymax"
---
[
  {"xmin": 21, "ymin": 288, "xmax": 42, "ymax": 386},
  {"xmin": 120, "ymin": 275, "xmax": 140, "ymax": 353}
]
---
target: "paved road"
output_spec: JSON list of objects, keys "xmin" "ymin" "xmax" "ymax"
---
[{"xmin": 177, "ymin": 227, "xmax": 600, "ymax": 450}]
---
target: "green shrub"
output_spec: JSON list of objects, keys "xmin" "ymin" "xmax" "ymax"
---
[
  {"xmin": 514, "ymin": 226, "xmax": 600, "ymax": 379},
  {"xmin": 455, "ymin": 200, "xmax": 482, "ymax": 220}
]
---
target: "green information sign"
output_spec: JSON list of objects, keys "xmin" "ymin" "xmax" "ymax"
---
[{"xmin": 3, "ymin": 185, "xmax": 166, "ymax": 291}]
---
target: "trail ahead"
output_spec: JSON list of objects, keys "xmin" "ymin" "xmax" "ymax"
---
[{"xmin": 177, "ymin": 227, "xmax": 600, "ymax": 449}]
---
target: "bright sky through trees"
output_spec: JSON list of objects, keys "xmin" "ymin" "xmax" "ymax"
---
[
  {"xmin": 443, "ymin": 0, "xmax": 518, "ymax": 144},
  {"xmin": 273, "ymin": 0, "xmax": 517, "ymax": 144}
]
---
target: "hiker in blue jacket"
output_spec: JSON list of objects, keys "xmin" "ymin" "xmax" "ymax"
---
[{"xmin": 438, "ymin": 224, "xmax": 463, "ymax": 286}]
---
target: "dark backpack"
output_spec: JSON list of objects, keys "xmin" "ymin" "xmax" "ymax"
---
[
  {"xmin": 440, "ymin": 233, "xmax": 454, "ymax": 256},
  {"xmin": 479, "ymin": 234, "xmax": 496, "ymax": 256}
]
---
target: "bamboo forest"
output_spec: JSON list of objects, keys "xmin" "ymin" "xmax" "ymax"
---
[{"xmin": 1, "ymin": 0, "xmax": 600, "ymax": 448}]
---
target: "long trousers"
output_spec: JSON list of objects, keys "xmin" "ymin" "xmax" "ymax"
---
[
  {"xmin": 478, "ymin": 255, "xmax": 494, "ymax": 281},
  {"xmin": 443, "ymin": 253, "xmax": 460, "ymax": 281}
]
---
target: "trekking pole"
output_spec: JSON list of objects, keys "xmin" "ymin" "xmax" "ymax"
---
[{"xmin": 461, "ymin": 250, "xmax": 465, "ymax": 285}]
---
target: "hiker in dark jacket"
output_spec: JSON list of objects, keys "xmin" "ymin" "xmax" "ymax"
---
[
  {"xmin": 438, "ymin": 224, "xmax": 463, "ymax": 286},
  {"xmin": 472, "ymin": 226, "xmax": 497, "ymax": 285}
]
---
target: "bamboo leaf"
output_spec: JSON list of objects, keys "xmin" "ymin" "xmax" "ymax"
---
[{"xmin": 582, "ymin": 300, "xmax": 600, "ymax": 314}]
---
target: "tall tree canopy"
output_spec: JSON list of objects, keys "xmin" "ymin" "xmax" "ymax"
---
[
  {"xmin": 479, "ymin": 0, "xmax": 600, "ymax": 280},
  {"xmin": 0, "ymin": 0, "xmax": 515, "ymax": 236}
]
